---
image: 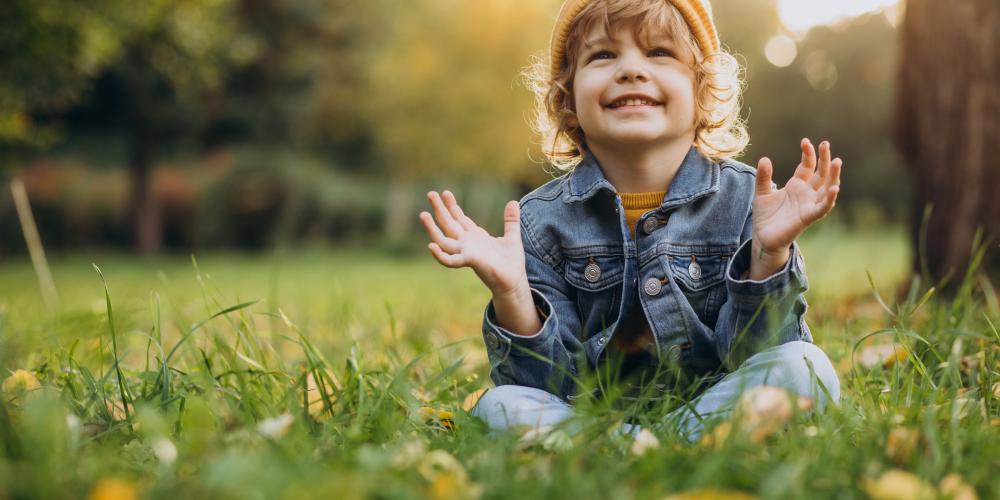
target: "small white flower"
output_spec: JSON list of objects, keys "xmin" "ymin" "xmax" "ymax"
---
[
  {"xmin": 630, "ymin": 428, "xmax": 660, "ymax": 456},
  {"xmin": 152, "ymin": 437, "xmax": 178, "ymax": 465},
  {"xmin": 257, "ymin": 413, "xmax": 294, "ymax": 439},
  {"xmin": 391, "ymin": 439, "xmax": 427, "ymax": 469},
  {"xmin": 66, "ymin": 413, "xmax": 81, "ymax": 433}
]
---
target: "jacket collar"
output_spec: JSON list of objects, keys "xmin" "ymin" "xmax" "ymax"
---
[{"xmin": 561, "ymin": 146, "xmax": 720, "ymax": 208}]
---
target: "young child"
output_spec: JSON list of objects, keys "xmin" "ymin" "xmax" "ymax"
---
[{"xmin": 419, "ymin": 0, "xmax": 842, "ymax": 440}]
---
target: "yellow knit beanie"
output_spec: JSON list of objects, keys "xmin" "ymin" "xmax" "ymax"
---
[{"xmin": 548, "ymin": 0, "xmax": 720, "ymax": 80}]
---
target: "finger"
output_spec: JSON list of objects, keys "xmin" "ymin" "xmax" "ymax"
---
[
  {"xmin": 811, "ymin": 141, "xmax": 831, "ymax": 189},
  {"xmin": 755, "ymin": 157, "xmax": 774, "ymax": 196},
  {"xmin": 501, "ymin": 200, "xmax": 522, "ymax": 242},
  {"xmin": 428, "ymin": 242, "xmax": 465, "ymax": 268},
  {"xmin": 794, "ymin": 138, "xmax": 815, "ymax": 182},
  {"xmin": 827, "ymin": 157, "xmax": 842, "ymax": 190},
  {"xmin": 441, "ymin": 190, "xmax": 477, "ymax": 231},
  {"xmin": 419, "ymin": 211, "xmax": 461, "ymax": 253},
  {"xmin": 428, "ymin": 191, "xmax": 463, "ymax": 237}
]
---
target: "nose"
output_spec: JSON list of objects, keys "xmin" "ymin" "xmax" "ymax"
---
[{"xmin": 615, "ymin": 56, "xmax": 649, "ymax": 83}]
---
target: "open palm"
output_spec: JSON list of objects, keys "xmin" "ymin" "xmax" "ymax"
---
[
  {"xmin": 753, "ymin": 139, "xmax": 843, "ymax": 252},
  {"xmin": 418, "ymin": 191, "xmax": 528, "ymax": 296}
]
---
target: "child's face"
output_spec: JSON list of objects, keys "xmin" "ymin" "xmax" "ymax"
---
[{"xmin": 571, "ymin": 23, "xmax": 697, "ymax": 152}]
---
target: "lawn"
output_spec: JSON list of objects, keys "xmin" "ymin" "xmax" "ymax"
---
[{"xmin": 0, "ymin": 227, "xmax": 996, "ymax": 499}]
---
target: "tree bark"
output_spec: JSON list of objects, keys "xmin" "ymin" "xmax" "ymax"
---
[
  {"xmin": 124, "ymin": 58, "xmax": 164, "ymax": 255},
  {"xmin": 895, "ymin": 0, "xmax": 1000, "ymax": 285}
]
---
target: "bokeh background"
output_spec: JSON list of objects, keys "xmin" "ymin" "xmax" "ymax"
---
[{"xmin": 0, "ymin": 0, "xmax": 996, "ymax": 284}]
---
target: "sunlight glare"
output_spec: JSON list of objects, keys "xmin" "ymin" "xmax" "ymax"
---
[{"xmin": 778, "ymin": 0, "xmax": 900, "ymax": 33}]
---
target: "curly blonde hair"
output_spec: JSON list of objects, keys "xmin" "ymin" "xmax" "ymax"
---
[{"xmin": 526, "ymin": 0, "xmax": 748, "ymax": 171}]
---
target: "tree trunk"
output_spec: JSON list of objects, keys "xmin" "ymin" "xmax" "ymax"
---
[
  {"xmin": 125, "ymin": 69, "xmax": 163, "ymax": 255},
  {"xmin": 895, "ymin": 0, "xmax": 1000, "ymax": 286}
]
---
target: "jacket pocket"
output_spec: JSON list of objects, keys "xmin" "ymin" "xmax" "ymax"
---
[
  {"xmin": 664, "ymin": 251, "xmax": 729, "ymax": 326},
  {"xmin": 563, "ymin": 251, "xmax": 624, "ymax": 335}
]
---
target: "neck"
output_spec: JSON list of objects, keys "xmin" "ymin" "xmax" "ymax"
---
[{"xmin": 587, "ymin": 135, "xmax": 694, "ymax": 193}]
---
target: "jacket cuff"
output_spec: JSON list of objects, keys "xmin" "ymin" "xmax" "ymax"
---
[
  {"xmin": 726, "ymin": 239, "xmax": 808, "ymax": 306},
  {"xmin": 482, "ymin": 288, "xmax": 556, "ymax": 354}
]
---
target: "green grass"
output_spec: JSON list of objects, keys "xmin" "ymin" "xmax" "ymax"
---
[{"xmin": 0, "ymin": 229, "xmax": 996, "ymax": 499}]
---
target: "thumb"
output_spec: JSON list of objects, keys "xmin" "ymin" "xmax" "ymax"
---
[
  {"xmin": 756, "ymin": 157, "xmax": 774, "ymax": 196},
  {"xmin": 502, "ymin": 201, "xmax": 521, "ymax": 241}
]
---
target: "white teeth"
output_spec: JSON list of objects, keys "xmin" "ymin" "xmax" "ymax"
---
[{"xmin": 611, "ymin": 98, "xmax": 657, "ymax": 108}]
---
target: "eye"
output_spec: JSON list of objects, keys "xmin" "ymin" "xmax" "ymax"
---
[
  {"xmin": 588, "ymin": 50, "xmax": 614, "ymax": 62},
  {"xmin": 649, "ymin": 47, "xmax": 675, "ymax": 58}
]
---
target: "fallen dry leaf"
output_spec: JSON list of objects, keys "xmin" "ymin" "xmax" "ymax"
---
[
  {"xmin": 856, "ymin": 343, "xmax": 908, "ymax": 369},
  {"xmin": 939, "ymin": 473, "xmax": 978, "ymax": 500},
  {"xmin": 699, "ymin": 421, "xmax": 732, "ymax": 449},
  {"xmin": 885, "ymin": 427, "xmax": 920, "ymax": 464},
  {"xmin": 461, "ymin": 388, "xmax": 489, "ymax": 412},
  {"xmin": 306, "ymin": 369, "xmax": 340, "ymax": 418},
  {"xmin": 863, "ymin": 469, "xmax": 935, "ymax": 500},
  {"xmin": 630, "ymin": 428, "xmax": 660, "ymax": 456},
  {"xmin": 735, "ymin": 386, "xmax": 794, "ymax": 442},
  {"xmin": 2, "ymin": 369, "xmax": 40, "ymax": 395}
]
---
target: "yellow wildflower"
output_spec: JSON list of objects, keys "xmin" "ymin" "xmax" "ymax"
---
[
  {"xmin": 88, "ymin": 478, "xmax": 137, "ymax": 500},
  {"xmin": 663, "ymin": 488, "xmax": 757, "ymax": 500}
]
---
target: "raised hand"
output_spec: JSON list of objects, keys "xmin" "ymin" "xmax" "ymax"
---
[
  {"xmin": 753, "ymin": 138, "xmax": 843, "ymax": 256},
  {"xmin": 418, "ymin": 190, "xmax": 529, "ymax": 297}
]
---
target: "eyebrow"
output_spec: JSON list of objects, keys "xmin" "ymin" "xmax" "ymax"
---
[{"xmin": 583, "ymin": 36, "xmax": 611, "ymax": 47}]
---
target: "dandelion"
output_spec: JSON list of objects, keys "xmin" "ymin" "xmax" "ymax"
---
[
  {"xmin": 418, "ymin": 450, "xmax": 482, "ymax": 500},
  {"xmin": 88, "ymin": 478, "xmax": 137, "ymax": 500},
  {"xmin": 418, "ymin": 406, "xmax": 455, "ymax": 430},
  {"xmin": 663, "ymin": 488, "xmax": 757, "ymax": 499},
  {"xmin": 630, "ymin": 428, "xmax": 660, "ymax": 457},
  {"xmin": 257, "ymin": 413, "xmax": 294, "ymax": 439}
]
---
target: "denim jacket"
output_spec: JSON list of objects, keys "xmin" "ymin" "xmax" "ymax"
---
[{"xmin": 481, "ymin": 147, "xmax": 811, "ymax": 401}]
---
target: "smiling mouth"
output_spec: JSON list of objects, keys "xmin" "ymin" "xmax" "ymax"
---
[{"xmin": 606, "ymin": 97, "xmax": 663, "ymax": 109}]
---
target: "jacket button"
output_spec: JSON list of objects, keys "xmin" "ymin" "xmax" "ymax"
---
[
  {"xmin": 584, "ymin": 262, "xmax": 602, "ymax": 282},
  {"xmin": 487, "ymin": 333, "xmax": 499, "ymax": 349},
  {"xmin": 598, "ymin": 336, "xmax": 606, "ymax": 346},
  {"xmin": 642, "ymin": 217, "xmax": 658, "ymax": 234},
  {"xmin": 688, "ymin": 260, "xmax": 702, "ymax": 280},
  {"xmin": 643, "ymin": 278, "xmax": 662, "ymax": 296}
]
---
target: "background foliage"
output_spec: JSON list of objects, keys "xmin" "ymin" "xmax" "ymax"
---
[{"xmin": 0, "ymin": 0, "xmax": 906, "ymax": 253}]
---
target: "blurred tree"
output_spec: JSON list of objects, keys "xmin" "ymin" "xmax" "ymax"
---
[
  {"xmin": 896, "ymin": 0, "xmax": 1000, "ymax": 283},
  {"xmin": 0, "ymin": 0, "xmax": 238, "ymax": 253},
  {"xmin": 355, "ymin": 0, "xmax": 556, "ymax": 241},
  {"xmin": 0, "ymin": 0, "xmax": 147, "ymax": 157},
  {"xmin": 99, "ymin": 0, "xmax": 238, "ymax": 253}
]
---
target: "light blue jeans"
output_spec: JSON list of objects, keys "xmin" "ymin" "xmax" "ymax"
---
[{"xmin": 471, "ymin": 341, "xmax": 840, "ymax": 441}]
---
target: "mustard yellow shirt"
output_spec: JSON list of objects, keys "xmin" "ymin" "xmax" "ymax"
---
[{"xmin": 612, "ymin": 191, "xmax": 665, "ymax": 355}]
